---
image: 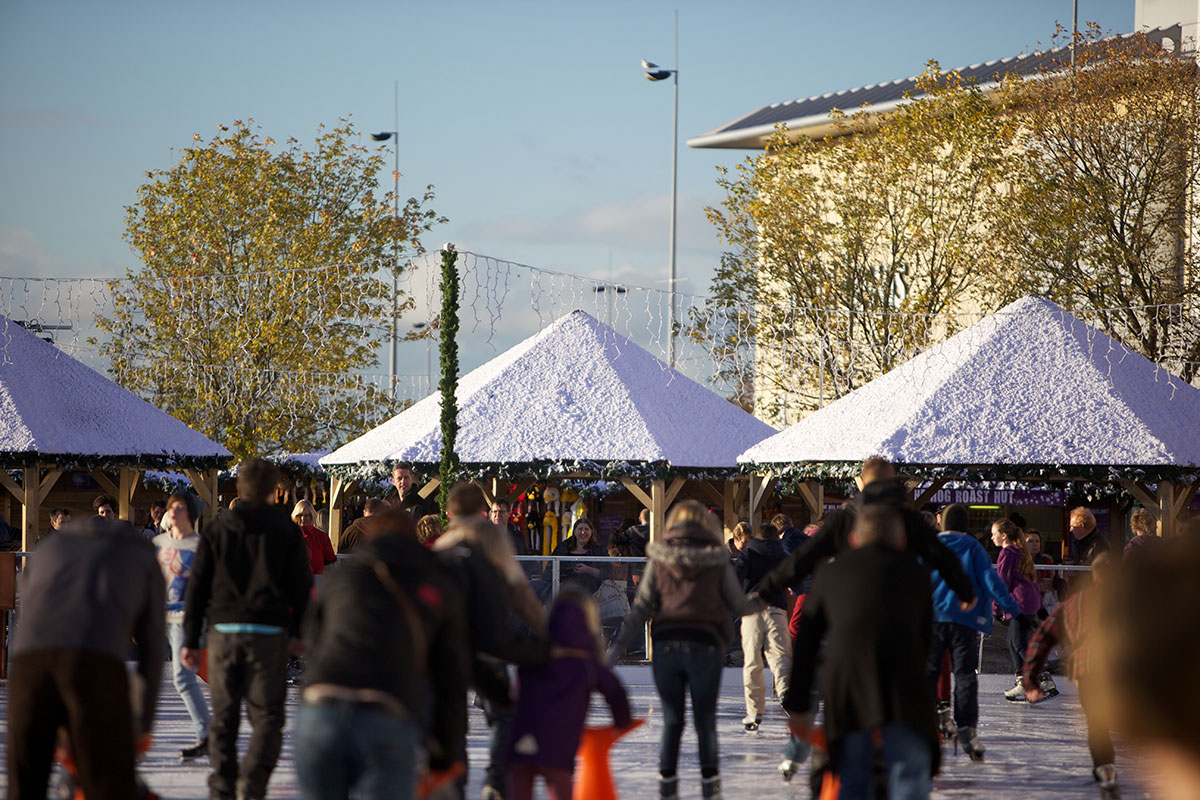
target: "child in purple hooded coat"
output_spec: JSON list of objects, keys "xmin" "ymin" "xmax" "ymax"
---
[{"xmin": 506, "ymin": 586, "xmax": 632, "ymax": 800}]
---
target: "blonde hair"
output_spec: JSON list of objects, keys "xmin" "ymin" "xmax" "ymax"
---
[
  {"xmin": 732, "ymin": 520, "xmax": 752, "ymax": 541},
  {"xmin": 666, "ymin": 500, "xmax": 721, "ymax": 540},
  {"xmin": 1130, "ymin": 508, "xmax": 1156, "ymax": 538},
  {"xmin": 1070, "ymin": 507, "xmax": 1097, "ymax": 532},
  {"xmin": 291, "ymin": 499, "xmax": 318, "ymax": 527},
  {"xmin": 415, "ymin": 514, "xmax": 442, "ymax": 545}
]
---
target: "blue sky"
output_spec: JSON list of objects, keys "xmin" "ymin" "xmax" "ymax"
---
[{"xmin": 0, "ymin": 0, "xmax": 1133, "ymax": 378}]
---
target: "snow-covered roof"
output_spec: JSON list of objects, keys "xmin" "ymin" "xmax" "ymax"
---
[
  {"xmin": 0, "ymin": 316, "xmax": 231, "ymax": 468},
  {"xmin": 739, "ymin": 296, "xmax": 1200, "ymax": 472},
  {"xmin": 322, "ymin": 310, "xmax": 777, "ymax": 472}
]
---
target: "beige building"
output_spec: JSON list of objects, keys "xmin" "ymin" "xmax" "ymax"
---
[{"xmin": 691, "ymin": 2, "xmax": 1198, "ymax": 426}]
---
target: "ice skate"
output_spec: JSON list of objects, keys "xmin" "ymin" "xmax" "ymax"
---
[
  {"xmin": 937, "ymin": 702, "xmax": 956, "ymax": 740},
  {"xmin": 956, "ymin": 726, "xmax": 985, "ymax": 762},
  {"xmin": 778, "ymin": 758, "xmax": 800, "ymax": 782},
  {"xmin": 701, "ymin": 775, "xmax": 722, "ymax": 799},
  {"xmin": 658, "ymin": 774, "xmax": 679, "ymax": 799},
  {"xmin": 1094, "ymin": 764, "xmax": 1120, "ymax": 799},
  {"xmin": 1035, "ymin": 671, "xmax": 1059, "ymax": 701},
  {"xmin": 179, "ymin": 737, "xmax": 208, "ymax": 762},
  {"xmin": 1004, "ymin": 674, "xmax": 1027, "ymax": 702},
  {"xmin": 743, "ymin": 717, "xmax": 760, "ymax": 732},
  {"xmin": 479, "ymin": 784, "xmax": 503, "ymax": 800}
]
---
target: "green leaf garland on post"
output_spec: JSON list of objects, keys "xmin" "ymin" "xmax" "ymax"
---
[{"xmin": 438, "ymin": 245, "xmax": 460, "ymax": 517}]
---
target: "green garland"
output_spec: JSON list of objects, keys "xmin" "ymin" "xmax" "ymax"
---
[{"xmin": 438, "ymin": 246, "xmax": 461, "ymax": 516}]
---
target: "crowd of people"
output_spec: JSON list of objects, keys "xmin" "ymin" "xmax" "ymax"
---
[{"xmin": 5, "ymin": 456, "xmax": 1200, "ymax": 800}]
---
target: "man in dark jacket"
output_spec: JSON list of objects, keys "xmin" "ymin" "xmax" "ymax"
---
[
  {"xmin": 611, "ymin": 509, "xmax": 650, "ymax": 558},
  {"xmin": 786, "ymin": 504, "xmax": 938, "ymax": 798},
  {"xmin": 182, "ymin": 458, "xmax": 313, "ymax": 800},
  {"xmin": 734, "ymin": 523, "xmax": 793, "ymax": 731},
  {"xmin": 295, "ymin": 508, "xmax": 469, "ymax": 800},
  {"xmin": 432, "ymin": 482, "xmax": 549, "ymax": 800},
  {"xmin": 384, "ymin": 463, "xmax": 438, "ymax": 519},
  {"xmin": 756, "ymin": 457, "xmax": 975, "ymax": 608},
  {"xmin": 7, "ymin": 516, "xmax": 164, "ymax": 800}
]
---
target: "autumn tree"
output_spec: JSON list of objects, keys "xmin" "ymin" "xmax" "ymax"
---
[
  {"xmin": 992, "ymin": 27, "xmax": 1200, "ymax": 381},
  {"xmin": 100, "ymin": 119, "xmax": 445, "ymax": 459},
  {"xmin": 701, "ymin": 67, "xmax": 1016, "ymax": 424}
]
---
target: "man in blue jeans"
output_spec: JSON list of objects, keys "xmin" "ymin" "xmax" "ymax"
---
[
  {"xmin": 295, "ymin": 508, "xmax": 468, "ymax": 800},
  {"xmin": 786, "ymin": 504, "xmax": 938, "ymax": 799}
]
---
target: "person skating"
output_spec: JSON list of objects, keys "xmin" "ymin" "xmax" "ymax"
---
[
  {"xmin": 990, "ymin": 519, "xmax": 1050, "ymax": 702},
  {"xmin": 7, "ymin": 515, "xmax": 165, "ymax": 800},
  {"xmin": 608, "ymin": 501, "xmax": 762, "ymax": 800},
  {"xmin": 182, "ymin": 458, "xmax": 313, "ymax": 800},
  {"xmin": 927, "ymin": 504, "xmax": 1024, "ymax": 762},
  {"xmin": 431, "ymin": 482, "xmax": 549, "ymax": 800},
  {"xmin": 734, "ymin": 522, "xmax": 792, "ymax": 733},
  {"xmin": 505, "ymin": 587, "xmax": 631, "ymax": 800},
  {"xmin": 786, "ymin": 504, "xmax": 938, "ymax": 800},
  {"xmin": 152, "ymin": 493, "xmax": 212, "ymax": 761},
  {"xmin": 1022, "ymin": 553, "xmax": 1121, "ymax": 799},
  {"xmin": 295, "ymin": 508, "xmax": 469, "ymax": 800}
]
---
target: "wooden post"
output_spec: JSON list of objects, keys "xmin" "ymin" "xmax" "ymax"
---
[
  {"xmin": 748, "ymin": 472, "xmax": 776, "ymax": 528},
  {"xmin": 22, "ymin": 466, "xmax": 39, "ymax": 552},
  {"xmin": 183, "ymin": 468, "xmax": 221, "ymax": 524},
  {"xmin": 796, "ymin": 480, "xmax": 825, "ymax": 524},
  {"xmin": 328, "ymin": 476, "xmax": 348, "ymax": 551},
  {"xmin": 118, "ymin": 467, "xmax": 142, "ymax": 522}
]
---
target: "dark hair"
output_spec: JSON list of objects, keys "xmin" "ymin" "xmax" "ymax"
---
[
  {"xmin": 771, "ymin": 513, "xmax": 794, "ymax": 530},
  {"xmin": 491, "ymin": 498, "xmax": 512, "ymax": 511},
  {"xmin": 390, "ymin": 462, "xmax": 414, "ymax": 474},
  {"xmin": 167, "ymin": 493, "xmax": 197, "ymax": 524},
  {"xmin": 150, "ymin": 499, "xmax": 167, "ymax": 510},
  {"xmin": 363, "ymin": 498, "xmax": 387, "ymax": 515},
  {"xmin": 754, "ymin": 523, "xmax": 780, "ymax": 540},
  {"xmin": 50, "ymin": 507, "xmax": 70, "ymax": 520},
  {"xmin": 1009, "ymin": 511, "xmax": 1028, "ymax": 530},
  {"xmin": 447, "ymin": 482, "xmax": 487, "ymax": 518},
  {"xmin": 940, "ymin": 503, "xmax": 970, "ymax": 534},
  {"xmin": 92, "ymin": 494, "xmax": 117, "ymax": 512},
  {"xmin": 237, "ymin": 458, "xmax": 280, "ymax": 502},
  {"xmin": 362, "ymin": 507, "xmax": 417, "ymax": 541}
]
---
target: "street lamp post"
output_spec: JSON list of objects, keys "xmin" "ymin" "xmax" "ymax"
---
[
  {"xmin": 642, "ymin": 14, "xmax": 679, "ymax": 368},
  {"xmin": 370, "ymin": 80, "xmax": 401, "ymax": 397}
]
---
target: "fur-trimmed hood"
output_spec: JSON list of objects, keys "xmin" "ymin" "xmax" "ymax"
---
[{"xmin": 646, "ymin": 522, "xmax": 731, "ymax": 578}]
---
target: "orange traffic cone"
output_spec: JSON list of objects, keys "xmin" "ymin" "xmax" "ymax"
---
[{"xmin": 573, "ymin": 719, "xmax": 644, "ymax": 800}]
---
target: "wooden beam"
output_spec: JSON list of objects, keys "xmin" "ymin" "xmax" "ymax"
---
[
  {"xmin": 504, "ymin": 477, "xmax": 537, "ymax": 505},
  {"xmin": 37, "ymin": 468, "xmax": 63, "ymax": 507},
  {"xmin": 1119, "ymin": 479, "xmax": 1160, "ymax": 515},
  {"xmin": 117, "ymin": 467, "xmax": 142, "ymax": 522},
  {"xmin": 796, "ymin": 480, "xmax": 824, "ymax": 522},
  {"xmin": 748, "ymin": 472, "xmax": 776, "ymax": 527},
  {"xmin": 417, "ymin": 477, "xmax": 441, "ymax": 500},
  {"xmin": 89, "ymin": 469, "xmax": 119, "ymax": 498},
  {"xmin": 328, "ymin": 477, "xmax": 348, "ymax": 550},
  {"xmin": 698, "ymin": 479, "xmax": 724, "ymax": 507},
  {"xmin": 723, "ymin": 479, "xmax": 738, "ymax": 536},
  {"xmin": 664, "ymin": 477, "xmax": 686, "ymax": 508},
  {"xmin": 619, "ymin": 478, "xmax": 653, "ymax": 510},
  {"xmin": 479, "ymin": 476, "xmax": 501, "ymax": 507},
  {"xmin": 649, "ymin": 478, "xmax": 666, "ymax": 543},
  {"xmin": 22, "ymin": 466, "xmax": 39, "ymax": 552},
  {"xmin": 183, "ymin": 468, "xmax": 221, "ymax": 524},
  {"xmin": 0, "ymin": 471, "xmax": 22, "ymax": 505},
  {"xmin": 912, "ymin": 477, "xmax": 950, "ymax": 509},
  {"xmin": 1170, "ymin": 482, "xmax": 1198, "ymax": 522}
]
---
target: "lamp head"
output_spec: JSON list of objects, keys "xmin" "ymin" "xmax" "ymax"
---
[{"xmin": 369, "ymin": 132, "xmax": 394, "ymax": 142}]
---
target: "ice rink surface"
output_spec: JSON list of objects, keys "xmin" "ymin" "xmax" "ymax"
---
[{"xmin": 0, "ymin": 668, "xmax": 1149, "ymax": 799}]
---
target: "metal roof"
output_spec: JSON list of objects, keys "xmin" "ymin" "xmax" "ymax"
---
[{"xmin": 688, "ymin": 26, "xmax": 1183, "ymax": 150}]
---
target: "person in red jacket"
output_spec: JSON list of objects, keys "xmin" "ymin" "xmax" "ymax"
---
[{"xmin": 292, "ymin": 499, "xmax": 335, "ymax": 577}]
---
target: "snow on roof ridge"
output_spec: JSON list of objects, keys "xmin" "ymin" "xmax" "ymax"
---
[
  {"xmin": 322, "ymin": 310, "xmax": 776, "ymax": 469},
  {"xmin": 739, "ymin": 295, "xmax": 1200, "ymax": 468},
  {"xmin": 0, "ymin": 315, "xmax": 231, "ymax": 462}
]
